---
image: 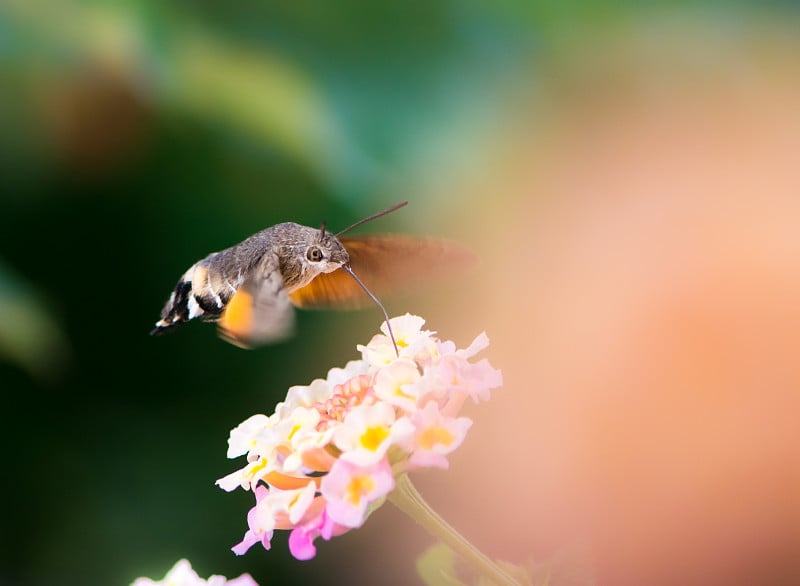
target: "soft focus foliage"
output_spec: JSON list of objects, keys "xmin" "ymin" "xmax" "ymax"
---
[{"xmin": 0, "ymin": 261, "xmax": 69, "ymax": 380}]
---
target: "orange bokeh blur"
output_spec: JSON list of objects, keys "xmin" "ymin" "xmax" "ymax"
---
[{"xmin": 374, "ymin": 32, "xmax": 800, "ymax": 586}]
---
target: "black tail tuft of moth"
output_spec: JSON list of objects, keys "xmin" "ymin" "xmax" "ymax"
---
[
  {"xmin": 149, "ymin": 324, "xmax": 176, "ymax": 336},
  {"xmin": 150, "ymin": 278, "xmax": 194, "ymax": 336}
]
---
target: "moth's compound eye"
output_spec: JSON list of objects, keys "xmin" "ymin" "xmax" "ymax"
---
[{"xmin": 307, "ymin": 246, "xmax": 325, "ymax": 262}]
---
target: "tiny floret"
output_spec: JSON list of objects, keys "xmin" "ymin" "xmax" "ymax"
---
[{"xmin": 219, "ymin": 314, "xmax": 502, "ymax": 559}]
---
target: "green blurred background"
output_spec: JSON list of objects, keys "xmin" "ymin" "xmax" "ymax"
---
[{"xmin": 2, "ymin": 1, "xmax": 799, "ymax": 585}]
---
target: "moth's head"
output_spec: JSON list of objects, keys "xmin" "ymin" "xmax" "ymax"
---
[
  {"xmin": 308, "ymin": 224, "xmax": 349, "ymax": 273},
  {"xmin": 275, "ymin": 223, "xmax": 349, "ymax": 290}
]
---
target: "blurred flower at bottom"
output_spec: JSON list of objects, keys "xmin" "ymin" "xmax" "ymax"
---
[{"xmin": 131, "ymin": 559, "xmax": 257, "ymax": 586}]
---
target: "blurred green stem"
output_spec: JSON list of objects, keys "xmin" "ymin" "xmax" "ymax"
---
[{"xmin": 388, "ymin": 473, "xmax": 520, "ymax": 586}]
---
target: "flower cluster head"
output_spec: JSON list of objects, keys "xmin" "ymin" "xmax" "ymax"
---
[
  {"xmin": 217, "ymin": 314, "xmax": 502, "ymax": 560},
  {"xmin": 131, "ymin": 559, "xmax": 257, "ymax": 586}
]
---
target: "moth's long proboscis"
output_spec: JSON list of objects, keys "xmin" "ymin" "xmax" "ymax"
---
[
  {"xmin": 336, "ymin": 201, "xmax": 409, "ymax": 237},
  {"xmin": 341, "ymin": 264, "xmax": 399, "ymax": 357}
]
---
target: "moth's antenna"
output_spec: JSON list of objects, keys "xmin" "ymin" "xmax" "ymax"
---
[
  {"xmin": 340, "ymin": 264, "xmax": 399, "ymax": 357},
  {"xmin": 336, "ymin": 201, "xmax": 409, "ymax": 237},
  {"xmin": 319, "ymin": 220, "xmax": 327, "ymax": 239}
]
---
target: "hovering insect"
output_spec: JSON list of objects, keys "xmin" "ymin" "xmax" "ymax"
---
[{"xmin": 150, "ymin": 201, "xmax": 471, "ymax": 349}]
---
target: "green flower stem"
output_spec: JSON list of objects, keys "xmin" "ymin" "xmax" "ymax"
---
[{"xmin": 388, "ymin": 473, "xmax": 520, "ymax": 586}]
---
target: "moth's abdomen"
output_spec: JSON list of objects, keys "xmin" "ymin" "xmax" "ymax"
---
[{"xmin": 150, "ymin": 257, "xmax": 239, "ymax": 336}]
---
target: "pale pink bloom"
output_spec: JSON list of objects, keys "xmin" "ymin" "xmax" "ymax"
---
[
  {"xmin": 231, "ymin": 482, "xmax": 316, "ymax": 555},
  {"xmin": 282, "ymin": 412, "xmax": 337, "ymax": 474},
  {"xmin": 277, "ymin": 480, "xmax": 318, "ymax": 524},
  {"xmin": 436, "ymin": 331, "xmax": 491, "ymax": 360},
  {"xmin": 215, "ymin": 455, "xmax": 273, "ymax": 492},
  {"xmin": 358, "ymin": 313, "xmax": 437, "ymax": 367},
  {"xmin": 248, "ymin": 406, "xmax": 326, "ymax": 477},
  {"xmin": 131, "ymin": 559, "xmax": 257, "ymax": 586},
  {"xmin": 333, "ymin": 403, "xmax": 414, "ymax": 466},
  {"xmin": 407, "ymin": 401, "xmax": 473, "ymax": 470},
  {"xmin": 226, "ymin": 414, "xmax": 272, "ymax": 459},
  {"xmin": 232, "ymin": 485, "xmax": 275, "ymax": 555},
  {"xmin": 218, "ymin": 414, "xmax": 284, "ymax": 491},
  {"xmin": 458, "ymin": 332, "xmax": 491, "ymax": 358},
  {"xmin": 373, "ymin": 358, "xmax": 423, "ymax": 412},
  {"xmin": 288, "ymin": 513, "xmax": 329, "ymax": 561},
  {"xmin": 454, "ymin": 357, "xmax": 503, "ymax": 403},
  {"xmin": 288, "ymin": 510, "xmax": 348, "ymax": 561},
  {"xmin": 321, "ymin": 458, "xmax": 395, "ymax": 528},
  {"xmin": 325, "ymin": 359, "xmax": 369, "ymax": 386},
  {"xmin": 274, "ymin": 406, "xmax": 323, "ymax": 473},
  {"xmin": 430, "ymin": 352, "xmax": 503, "ymax": 405},
  {"xmin": 277, "ymin": 378, "xmax": 332, "ymax": 418},
  {"xmin": 232, "ymin": 481, "xmax": 318, "ymax": 555}
]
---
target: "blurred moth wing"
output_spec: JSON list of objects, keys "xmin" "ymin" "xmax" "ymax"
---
[
  {"xmin": 217, "ymin": 254, "xmax": 296, "ymax": 348},
  {"xmin": 289, "ymin": 235, "xmax": 475, "ymax": 310}
]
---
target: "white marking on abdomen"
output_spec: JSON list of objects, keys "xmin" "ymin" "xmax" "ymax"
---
[{"xmin": 188, "ymin": 296, "xmax": 204, "ymax": 319}]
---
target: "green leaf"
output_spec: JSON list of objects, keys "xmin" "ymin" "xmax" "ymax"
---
[
  {"xmin": 417, "ymin": 543, "xmax": 470, "ymax": 586},
  {"xmin": 0, "ymin": 260, "xmax": 69, "ymax": 381}
]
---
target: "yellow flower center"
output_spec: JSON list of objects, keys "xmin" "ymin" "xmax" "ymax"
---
[
  {"xmin": 360, "ymin": 425, "xmax": 390, "ymax": 451},
  {"xmin": 346, "ymin": 474, "xmax": 376, "ymax": 505},
  {"xmin": 250, "ymin": 457, "xmax": 268, "ymax": 477},
  {"xmin": 288, "ymin": 484, "xmax": 311, "ymax": 509},
  {"xmin": 393, "ymin": 383, "xmax": 414, "ymax": 400},
  {"xmin": 419, "ymin": 426, "xmax": 455, "ymax": 450}
]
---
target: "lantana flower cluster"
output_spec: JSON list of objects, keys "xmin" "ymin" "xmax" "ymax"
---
[{"xmin": 217, "ymin": 314, "xmax": 502, "ymax": 560}]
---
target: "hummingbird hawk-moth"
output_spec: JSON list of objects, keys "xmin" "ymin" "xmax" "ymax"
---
[{"xmin": 150, "ymin": 201, "xmax": 471, "ymax": 348}]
